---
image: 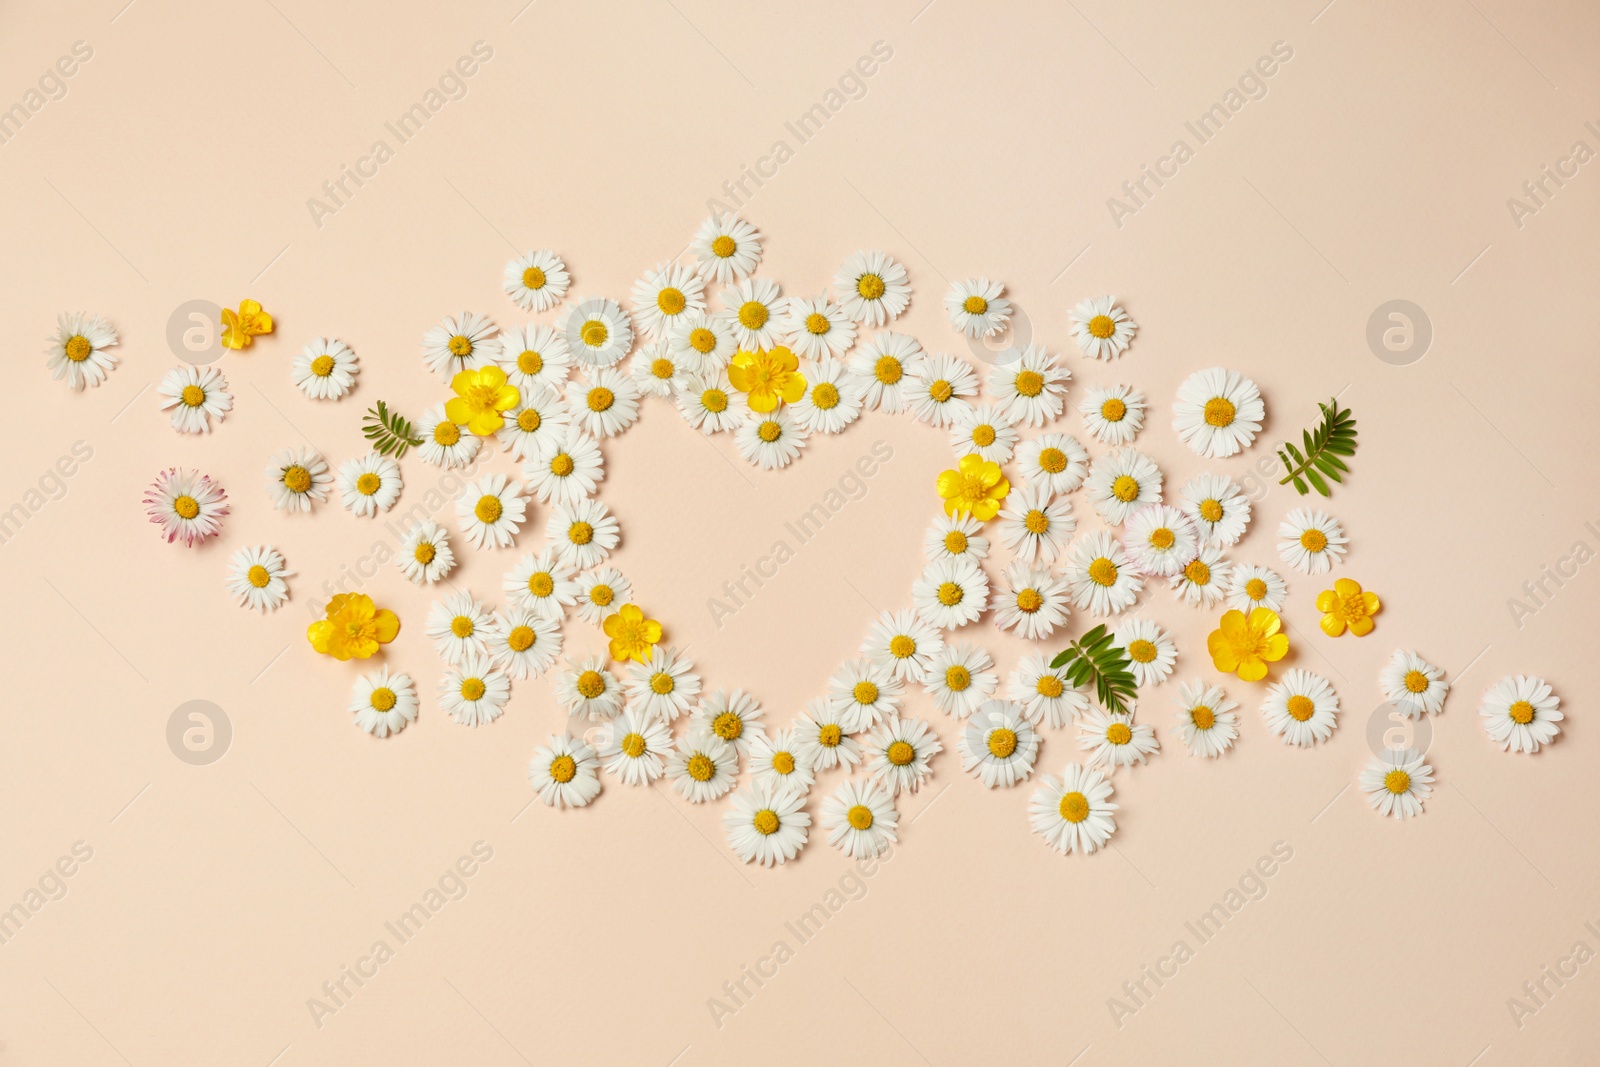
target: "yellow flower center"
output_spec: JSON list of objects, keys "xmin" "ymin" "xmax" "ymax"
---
[
  {"xmin": 710, "ymin": 235, "xmax": 737, "ymax": 258},
  {"xmin": 1106, "ymin": 723, "xmax": 1132, "ymax": 745},
  {"xmin": 937, "ymin": 581, "xmax": 964, "ymax": 606},
  {"xmin": 474, "ymin": 496, "xmax": 503, "ymax": 524},
  {"xmin": 448, "ymin": 334, "xmax": 473, "ymax": 357},
  {"xmin": 1190, "ymin": 705, "xmax": 1215, "ymax": 729},
  {"xmin": 874, "ymin": 356, "xmax": 903, "ymax": 385},
  {"xmin": 962, "ymin": 295, "xmax": 988, "ymax": 315},
  {"xmin": 1384, "ymin": 769, "xmax": 1411, "ymax": 795},
  {"xmin": 968, "ymin": 425, "xmax": 996, "ymax": 449},
  {"xmin": 772, "ymin": 751, "xmax": 795, "ymax": 774},
  {"xmin": 576, "ymin": 670, "xmax": 605, "ymax": 699},
  {"xmin": 65, "ymin": 335, "xmax": 92, "ymax": 361},
  {"xmin": 587, "ymin": 387, "xmax": 614, "ymax": 412},
  {"xmin": 649, "ymin": 671, "xmax": 674, "ymax": 694},
  {"xmin": 701, "ymin": 388, "xmax": 729, "ymax": 413},
  {"xmin": 689, "ymin": 327, "xmax": 717, "ymax": 354},
  {"xmin": 549, "ymin": 754, "xmax": 576, "ymax": 783},
  {"xmin": 173, "ymin": 494, "xmax": 200, "ymax": 519},
  {"xmin": 543, "ymin": 453, "xmax": 573, "ymax": 479},
  {"xmin": 1112, "ymin": 475, "xmax": 1140, "ymax": 502},
  {"xmin": 753, "ymin": 809, "xmax": 781, "ymax": 835},
  {"xmin": 517, "ymin": 349, "xmax": 543, "ymax": 374},
  {"xmin": 589, "ymin": 584, "xmax": 616, "ymax": 609},
  {"xmin": 1509, "ymin": 700, "xmax": 1535, "ymax": 724},
  {"xmin": 712, "ymin": 712, "xmax": 743, "ymax": 740},
  {"xmin": 853, "ymin": 681, "xmax": 879, "ymax": 706},
  {"xmin": 819, "ymin": 724, "xmax": 842, "ymax": 747},
  {"xmin": 528, "ymin": 573, "xmax": 554, "ymax": 597},
  {"xmin": 945, "ymin": 665, "xmax": 971, "ymax": 691},
  {"xmin": 180, "ymin": 384, "xmax": 206, "ymax": 407},
  {"xmin": 1300, "ymin": 529, "xmax": 1328, "ymax": 553},
  {"xmin": 356, "ymin": 472, "xmax": 382, "ymax": 495},
  {"xmin": 1184, "ymin": 560, "xmax": 1211, "ymax": 586},
  {"xmin": 1039, "ymin": 447, "xmax": 1068, "ymax": 474},
  {"xmin": 310, "ymin": 354, "xmax": 336, "ymax": 377},
  {"xmin": 1101, "ymin": 398, "xmax": 1127, "ymax": 422},
  {"xmin": 651, "ymin": 358, "xmax": 675, "ymax": 380},
  {"xmin": 1088, "ymin": 558, "xmax": 1118, "ymax": 586},
  {"xmin": 1201, "ymin": 498, "xmax": 1224, "ymax": 522},
  {"xmin": 987, "ymin": 729, "xmax": 1018, "ymax": 758},
  {"xmin": 1015, "ymin": 370, "xmax": 1044, "ymax": 398},
  {"xmin": 1024, "ymin": 509, "xmax": 1050, "ymax": 535},
  {"xmin": 581, "ymin": 320, "xmax": 609, "ymax": 348},
  {"xmin": 460, "ymin": 677, "xmax": 486, "ymax": 701},
  {"xmin": 450, "ymin": 616, "xmax": 475, "ymax": 638},
  {"xmin": 1404, "ymin": 670, "xmax": 1430, "ymax": 694},
  {"xmin": 1149, "ymin": 527, "xmax": 1175, "ymax": 550},
  {"xmin": 1128, "ymin": 639, "xmax": 1157, "ymax": 663},
  {"xmin": 568, "ymin": 521, "xmax": 593, "ymax": 545},
  {"xmin": 517, "ymin": 409, "xmax": 542, "ymax": 432},
  {"xmin": 929, "ymin": 379, "xmax": 954, "ymax": 403},
  {"xmin": 943, "ymin": 530, "xmax": 968, "ymax": 554},
  {"xmin": 1204, "ymin": 397, "xmax": 1236, "ymax": 427},
  {"xmin": 686, "ymin": 754, "xmax": 714, "ymax": 781},
  {"xmin": 282, "ymin": 465, "xmax": 312, "ymax": 493},
  {"xmin": 812, "ymin": 383, "xmax": 840, "ymax": 409},
  {"xmin": 247, "ymin": 565, "xmax": 271, "ymax": 588},
  {"xmin": 758, "ymin": 420, "xmax": 781, "ymax": 443},
  {"xmin": 522, "ymin": 265, "xmax": 547, "ymax": 290},
  {"xmin": 621, "ymin": 733, "xmax": 647, "ymax": 758},
  {"xmin": 1245, "ymin": 578, "xmax": 1268, "ymax": 601},
  {"xmin": 857, "ymin": 273, "xmax": 886, "ymax": 300},
  {"xmin": 737, "ymin": 301, "xmax": 768, "ymax": 329},
  {"xmin": 805, "ymin": 312, "xmax": 831, "ymax": 335},
  {"xmin": 370, "ymin": 687, "xmax": 397, "ymax": 711},
  {"xmin": 656, "ymin": 288, "xmax": 686, "ymax": 315},
  {"xmin": 507, "ymin": 626, "xmax": 536, "ymax": 652},
  {"xmin": 433, "ymin": 421, "xmax": 462, "ymax": 446},
  {"xmin": 1059, "ymin": 791, "xmax": 1090, "ymax": 822},
  {"xmin": 1016, "ymin": 588, "xmax": 1043, "ymax": 613},
  {"xmin": 1286, "ymin": 695, "xmax": 1316, "ymax": 722},
  {"xmin": 413, "ymin": 542, "xmax": 436, "ymax": 564},
  {"xmin": 887, "ymin": 741, "xmax": 915, "ymax": 766},
  {"xmin": 847, "ymin": 804, "xmax": 875, "ymax": 830},
  {"xmin": 1036, "ymin": 675, "xmax": 1064, "ymax": 698},
  {"xmin": 1087, "ymin": 314, "xmax": 1116, "ymax": 339},
  {"xmin": 889, "ymin": 635, "xmax": 916, "ymax": 659}
]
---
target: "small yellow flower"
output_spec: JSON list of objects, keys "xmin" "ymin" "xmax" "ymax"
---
[
  {"xmin": 307, "ymin": 593, "xmax": 399, "ymax": 661},
  {"xmin": 1207, "ymin": 608, "xmax": 1288, "ymax": 682},
  {"xmin": 936, "ymin": 453, "xmax": 1010, "ymax": 521},
  {"xmin": 445, "ymin": 366, "xmax": 520, "ymax": 435},
  {"xmin": 603, "ymin": 604, "xmax": 662, "ymax": 664},
  {"xmin": 221, "ymin": 299, "xmax": 273, "ymax": 350},
  {"xmin": 1316, "ymin": 577, "xmax": 1380, "ymax": 637},
  {"xmin": 727, "ymin": 346, "xmax": 804, "ymax": 412}
]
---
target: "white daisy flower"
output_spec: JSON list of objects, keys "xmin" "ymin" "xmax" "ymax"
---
[
  {"xmin": 560, "ymin": 296, "xmax": 633, "ymax": 368},
  {"xmin": 866, "ymin": 717, "xmax": 941, "ymax": 796},
  {"xmin": 1007, "ymin": 653, "xmax": 1089, "ymax": 728},
  {"xmin": 1123, "ymin": 505, "xmax": 1198, "ymax": 578},
  {"xmin": 959, "ymin": 701, "xmax": 1039, "ymax": 787},
  {"xmin": 912, "ymin": 555, "xmax": 989, "ymax": 631},
  {"xmin": 456, "ymin": 473, "xmax": 527, "ymax": 550},
  {"xmin": 337, "ymin": 453, "xmax": 402, "ymax": 517},
  {"xmin": 1479, "ymin": 674, "xmax": 1562, "ymax": 753},
  {"xmin": 725, "ymin": 784, "xmax": 809, "ymax": 867},
  {"xmin": 1172, "ymin": 679, "xmax": 1239, "ymax": 758},
  {"xmin": 421, "ymin": 311, "xmax": 499, "ymax": 381},
  {"xmin": 990, "ymin": 344, "xmax": 1069, "ymax": 427},
  {"xmin": 819, "ymin": 779, "xmax": 897, "ymax": 859},
  {"xmin": 631, "ymin": 261, "xmax": 706, "ymax": 342},
  {"xmin": 547, "ymin": 497, "xmax": 619, "ymax": 571},
  {"xmin": 668, "ymin": 311, "xmax": 738, "ymax": 372},
  {"xmin": 668, "ymin": 730, "xmax": 740, "ymax": 803},
  {"xmin": 503, "ymin": 548, "xmax": 578, "ymax": 619},
  {"xmin": 789, "ymin": 358, "xmax": 864, "ymax": 435},
  {"xmin": 555, "ymin": 655, "xmax": 624, "ymax": 723},
  {"xmin": 1277, "ymin": 508, "xmax": 1348, "ymax": 575},
  {"xmin": 793, "ymin": 700, "xmax": 863, "ymax": 772},
  {"xmin": 1063, "ymin": 530, "xmax": 1144, "ymax": 617},
  {"xmin": 923, "ymin": 513, "xmax": 990, "ymax": 565},
  {"xmin": 749, "ymin": 728, "xmax": 816, "ymax": 798},
  {"xmin": 290, "ymin": 337, "xmax": 358, "ymax": 401},
  {"xmin": 675, "ymin": 368, "xmax": 748, "ymax": 434},
  {"xmin": 944, "ymin": 277, "xmax": 1010, "ymax": 338},
  {"xmin": 566, "ymin": 366, "xmax": 641, "ymax": 438},
  {"xmin": 1173, "ymin": 368, "xmax": 1265, "ymax": 458},
  {"xmin": 1180, "ymin": 473, "xmax": 1251, "ymax": 547},
  {"xmin": 495, "ymin": 322, "xmax": 572, "ymax": 396},
  {"xmin": 721, "ymin": 277, "xmax": 787, "ymax": 351},
  {"xmin": 597, "ymin": 709, "xmax": 673, "ymax": 786},
  {"xmin": 1017, "ymin": 432, "xmax": 1089, "ymax": 495},
  {"xmin": 1261, "ymin": 669, "xmax": 1340, "ymax": 747},
  {"xmin": 1079, "ymin": 383, "xmax": 1146, "ymax": 446},
  {"xmin": 1086, "ymin": 448, "xmax": 1163, "ymax": 526},
  {"xmin": 1170, "ymin": 544, "xmax": 1232, "ymax": 608},
  {"xmin": 992, "ymin": 562, "xmax": 1070, "ymax": 641},
  {"xmin": 497, "ymin": 386, "xmax": 571, "ymax": 462},
  {"xmin": 1380, "ymin": 650, "xmax": 1449, "ymax": 718},
  {"xmin": 834, "ymin": 250, "xmax": 911, "ymax": 326},
  {"xmin": 398, "ymin": 520, "xmax": 455, "ymax": 584},
  {"xmin": 144, "ymin": 467, "xmax": 228, "ymax": 546},
  {"xmin": 691, "ymin": 212, "xmax": 761, "ymax": 284},
  {"xmin": 1114, "ymin": 618, "xmax": 1177, "ymax": 687},
  {"xmin": 862, "ymin": 608, "xmax": 945, "ymax": 683},
  {"xmin": 224, "ymin": 545, "xmax": 291, "ymax": 613},
  {"xmin": 629, "ymin": 340, "xmax": 688, "ymax": 397},
  {"xmin": 624, "ymin": 645, "xmax": 700, "ymax": 724},
  {"xmin": 1030, "ymin": 762, "xmax": 1118, "ymax": 855},
  {"xmin": 1360, "ymin": 749, "xmax": 1433, "ymax": 819},
  {"xmin": 783, "ymin": 293, "xmax": 857, "ymax": 359},
  {"xmin": 523, "ymin": 425, "xmax": 603, "ymax": 507},
  {"xmin": 528, "ymin": 734, "xmax": 602, "ymax": 809},
  {"xmin": 906, "ymin": 351, "xmax": 979, "ymax": 428},
  {"xmin": 417, "ymin": 403, "xmax": 482, "ymax": 469},
  {"xmin": 848, "ymin": 332, "xmax": 925, "ymax": 413},
  {"xmin": 350, "ymin": 667, "xmax": 418, "ymax": 738},
  {"xmin": 1226, "ymin": 564, "xmax": 1287, "ymax": 614},
  {"xmin": 949, "ymin": 403, "xmax": 1019, "ymax": 465},
  {"xmin": 691, "ymin": 688, "xmax": 766, "ymax": 761},
  {"xmin": 735, "ymin": 408, "xmax": 808, "ymax": 470},
  {"xmin": 483, "ymin": 607, "xmax": 562, "ymax": 680},
  {"xmin": 503, "ymin": 249, "xmax": 570, "ymax": 313},
  {"xmin": 1076, "ymin": 705, "xmax": 1160, "ymax": 770},
  {"xmin": 264, "ymin": 446, "xmax": 332, "ymax": 513},
  {"xmin": 996, "ymin": 486, "xmax": 1074, "ymax": 566},
  {"xmin": 157, "ymin": 364, "xmax": 232, "ymax": 434},
  {"xmin": 828, "ymin": 658, "xmax": 904, "ymax": 733},
  {"xmin": 573, "ymin": 565, "xmax": 631, "ymax": 625},
  {"xmin": 46, "ymin": 312, "xmax": 118, "ymax": 390},
  {"xmin": 924, "ymin": 641, "xmax": 998, "ymax": 719},
  {"xmin": 1069, "ymin": 294, "xmax": 1136, "ymax": 360},
  {"xmin": 439, "ymin": 653, "xmax": 511, "ymax": 727},
  {"xmin": 426, "ymin": 591, "xmax": 492, "ymax": 666}
]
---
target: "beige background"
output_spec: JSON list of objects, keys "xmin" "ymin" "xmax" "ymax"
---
[{"xmin": 2, "ymin": 0, "xmax": 1598, "ymax": 1063}]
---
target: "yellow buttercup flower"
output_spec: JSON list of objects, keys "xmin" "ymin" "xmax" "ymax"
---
[
  {"xmin": 445, "ymin": 366, "xmax": 520, "ymax": 435},
  {"xmin": 221, "ymin": 299, "xmax": 274, "ymax": 350},
  {"xmin": 307, "ymin": 593, "xmax": 399, "ymax": 661},
  {"xmin": 1316, "ymin": 577, "xmax": 1380, "ymax": 637},
  {"xmin": 936, "ymin": 453, "xmax": 1010, "ymax": 521},
  {"xmin": 1207, "ymin": 608, "xmax": 1288, "ymax": 682},
  {"xmin": 603, "ymin": 604, "xmax": 662, "ymax": 664},
  {"xmin": 727, "ymin": 346, "xmax": 804, "ymax": 413}
]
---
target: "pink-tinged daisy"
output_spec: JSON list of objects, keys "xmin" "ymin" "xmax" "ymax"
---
[{"xmin": 145, "ymin": 468, "xmax": 228, "ymax": 546}]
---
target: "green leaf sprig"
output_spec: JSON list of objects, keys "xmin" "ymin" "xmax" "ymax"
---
[
  {"xmin": 1049, "ymin": 623, "xmax": 1138, "ymax": 717},
  {"xmin": 362, "ymin": 400, "xmax": 424, "ymax": 459},
  {"xmin": 1277, "ymin": 397, "xmax": 1357, "ymax": 497}
]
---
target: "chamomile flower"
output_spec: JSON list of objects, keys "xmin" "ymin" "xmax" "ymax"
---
[
  {"xmin": 675, "ymin": 369, "xmax": 748, "ymax": 434},
  {"xmin": 784, "ymin": 293, "xmax": 856, "ymax": 360},
  {"xmin": 547, "ymin": 497, "xmax": 619, "ymax": 571},
  {"xmin": 264, "ymin": 447, "xmax": 333, "ymax": 513},
  {"xmin": 1030, "ymin": 762, "xmax": 1118, "ymax": 855},
  {"xmin": 290, "ymin": 337, "xmax": 358, "ymax": 401},
  {"xmin": 398, "ymin": 520, "xmax": 455, "ymax": 585},
  {"xmin": 923, "ymin": 513, "xmax": 989, "ymax": 566},
  {"xmin": 906, "ymin": 352, "xmax": 979, "ymax": 428},
  {"xmin": 820, "ymin": 779, "xmax": 897, "ymax": 859},
  {"xmin": 1479, "ymin": 674, "xmax": 1562, "ymax": 753},
  {"xmin": 503, "ymin": 548, "xmax": 578, "ymax": 619},
  {"xmin": 959, "ymin": 702, "xmax": 1039, "ymax": 787},
  {"xmin": 529, "ymin": 734, "xmax": 602, "ymax": 809},
  {"xmin": 350, "ymin": 667, "xmax": 419, "ymax": 738},
  {"xmin": 1064, "ymin": 530, "xmax": 1144, "ymax": 617},
  {"xmin": 1261, "ymin": 669, "xmax": 1340, "ymax": 747},
  {"xmin": 46, "ymin": 312, "xmax": 118, "ymax": 390},
  {"xmin": 555, "ymin": 656, "xmax": 624, "ymax": 722},
  {"xmin": 566, "ymin": 366, "xmax": 640, "ymax": 439},
  {"xmin": 992, "ymin": 562, "xmax": 1071, "ymax": 640},
  {"xmin": 668, "ymin": 312, "xmax": 738, "ymax": 372},
  {"xmin": 849, "ymin": 332, "xmax": 925, "ymax": 413},
  {"xmin": 794, "ymin": 700, "xmax": 863, "ymax": 771},
  {"xmin": 630, "ymin": 261, "xmax": 706, "ymax": 342},
  {"xmin": 924, "ymin": 642, "xmax": 999, "ymax": 719},
  {"xmin": 337, "ymin": 454, "xmax": 402, "ymax": 517},
  {"xmin": 1114, "ymin": 618, "xmax": 1177, "ymax": 687},
  {"xmin": 1380, "ymin": 650, "xmax": 1449, "ymax": 718},
  {"xmin": 1277, "ymin": 508, "xmax": 1347, "ymax": 575},
  {"xmin": 1069, "ymin": 295, "xmax": 1136, "ymax": 360},
  {"xmin": 950, "ymin": 403, "xmax": 1019, "ymax": 464},
  {"xmin": 1007, "ymin": 653, "xmax": 1089, "ymax": 728},
  {"xmin": 1076, "ymin": 706, "xmax": 1160, "ymax": 770},
  {"xmin": 789, "ymin": 359, "xmax": 863, "ymax": 435},
  {"xmin": 483, "ymin": 607, "xmax": 562, "ymax": 680},
  {"xmin": 944, "ymin": 278, "xmax": 1010, "ymax": 338},
  {"xmin": 1079, "ymin": 384, "xmax": 1145, "ymax": 446},
  {"xmin": 691, "ymin": 212, "xmax": 761, "ymax": 283},
  {"xmin": 624, "ymin": 645, "xmax": 701, "ymax": 723},
  {"xmin": 734, "ymin": 408, "xmax": 806, "ymax": 470},
  {"xmin": 1123, "ymin": 505, "xmax": 1198, "ymax": 578},
  {"xmin": 145, "ymin": 468, "xmax": 228, "ymax": 546},
  {"xmin": 157, "ymin": 364, "xmax": 232, "ymax": 433},
  {"xmin": 750, "ymin": 729, "xmax": 816, "ymax": 798},
  {"xmin": 426, "ymin": 591, "xmax": 492, "ymax": 666},
  {"xmin": 1226, "ymin": 564, "xmax": 1287, "ymax": 614},
  {"xmin": 1171, "ymin": 544, "xmax": 1232, "ymax": 608},
  {"xmin": 1172, "ymin": 679, "xmax": 1239, "ymax": 758},
  {"xmin": 1173, "ymin": 368, "xmax": 1265, "ymax": 458},
  {"xmin": 560, "ymin": 296, "xmax": 633, "ymax": 368},
  {"xmin": 422, "ymin": 311, "xmax": 499, "ymax": 381},
  {"xmin": 692, "ymin": 689, "xmax": 766, "ymax": 760},
  {"xmin": 997, "ymin": 486, "xmax": 1074, "ymax": 566},
  {"xmin": 629, "ymin": 341, "xmax": 687, "ymax": 397},
  {"xmin": 668, "ymin": 730, "xmax": 740, "ymax": 802},
  {"xmin": 495, "ymin": 322, "xmax": 572, "ymax": 395},
  {"xmin": 439, "ymin": 654, "xmax": 511, "ymax": 727},
  {"xmin": 1359, "ymin": 749, "xmax": 1433, "ymax": 819},
  {"xmin": 1017, "ymin": 433, "xmax": 1089, "ymax": 496},
  {"xmin": 573, "ymin": 565, "xmax": 631, "ymax": 625},
  {"xmin": 828, "ymin": 658, "xmax": 904, "ymax": 733},
  {"xmin": 224, "ymin": 545, "xmax": 291, "ymax": 612},
  {"xmin": 597, "ymin": 709, "xmax": 673, "ymax": 786},
  {"xmin": 721, "ymin": 276, "xmax": 786, "ymax": 350},
  {"xmin": 834, "ymin": 250, "xmax": 910, "ymax": 326},
  {"xmin": 456, "ymin": 473, "xmax": 527, "ymax": 550},
  {"xmin": 1180, "ymin": 474, "xmax": 1251, "ymax": 547},
  {"xmin": 523, "ymin": 426, "xmax": 603, "ymax": 507},
  {"xmin": 1087, "ymin": 449, "xmax": 1162, "ymax": 526},
  {"xmin": 725, "ymin": 785, "xmax": 810, "ymax": 867},
  {"xmin": 912, "ymin": 556, "xmax": 989, "ymax": 630},
  {"xmin": 990, "ymin": 345, "xmax": 1069, "ymax": 427},
  {"xmin": 866, "ymin": 717, "xmax": 941, "ymax": 796},
  {"xmin": 417, "ymin": 403, "xmax": 482, "ymax": 469},
  {"xmin": 497, "ymin": 387, "xmax": 571, "ymax": 462},
  {"xmin": 863, "ymin": 609, "xmax": 945, "ymax": 684},
  {"xmin": 503, "ymin": 249, "xmax": 570, "ymax": 313}
]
